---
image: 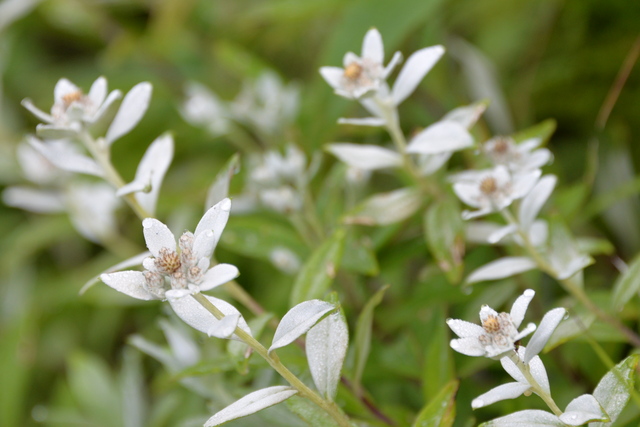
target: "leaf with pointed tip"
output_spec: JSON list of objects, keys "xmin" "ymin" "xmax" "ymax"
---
[
  {"xmin": 344, "ymin": 187, "xmax": 423, "ymax": 226},
  {"xmin": 131, "ymin": 133, "xmax": 174, "ymax": 215},
  {"xmin": 270, "ymin": 300, "xmax": 335, "ymax": 353},
  {"xmin": 512, "ymin": 119, "xmax": 556, "ymax": 145},
  {"xmin": 559, "ymin": 394, "xmax": 607, "ymax": 425},
  {"xmin": 306, "ymin": 311, "xmax": 348, "ymax": 400},
  {"xmin": 206, "ymin": 153, "xmax": 240, "ymax": 211},
  {"xmin": 524, "ymin": 308, "xmax": 566, "ymax": 363},
  {"xmin": 289, "ymin": 228, "xmax": 346, "ymax": 306},
  {"xmin": 412, "ymin": 380, "xmax": 458, "ymax": 427},
  {"xmin": 590, "ymin": 354, "xmax": 640, "ymax": 427},
  {"xmin": 479, "ymin": 410, "xmax": 564, "ymax": 426},
  {"xmin": 204, "ymin": 386, "xmax": 297, "ymax": 426},
  {"xmin": 353, "ymin": 285, "xmax": 388, "ymax": 390},
  {"xmin": 466, "ymin": 257, "xmax": 536, "ymax": 284},
  {"xmin": 326, "ymin": 143, "xmax": 402, "ymax": 170},
  {"xmin": 611, "ymin": 253, "xmax": 640, "ymax": 311},
  {"xmin": 106, "ymin": 82, "xmax": 152, "ymax": 145},
  {"xmin": 285, "ymin": 396, "xmax": 337, "ymax": 427},
  {"xmin": 424, "ymin": 199, "xmax": 465, "ymax": 284}
]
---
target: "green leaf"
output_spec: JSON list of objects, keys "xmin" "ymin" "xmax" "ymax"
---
[
  {"xmin": 289, "ymin": 228, "xmax": 346, "ymax": 306},
  {"xmin": 424, "ymin": 199, "xmax": 465, "ymax": 284},
  {"xmin": 344, "ymin": 187, "xmax": 423, "ymax": 226},
  {"xmin": 341, "ymin": 230, "xmax": 379, "ymax": 276},
  {"xmin": 285, "ymin": 395, "xmax": 340, "ymax": 427},
  {"xmin": 422, "ymin": 307, "xmax": 455, "ymax": 402},
  {"xmin": 205, "ymin": 153, "xmax": 240, "ymax": 210},
  {"xmin": 512, "ymin": 118, "xmax": 556, "ymax": 145},
  {"xmin": 353, "ymin": 285, "xmax": 389, "ymax": 391},
  {"xmin": 228, "ymin": 313, "xmax": 274, "ymax": 374},
  {"xmin": 220, "ymin": 215, "xmax": 308, "ymax": 262},
  {"xmin": 590, "ymin": 354, "xmax": 640, "ymax": 427},
  {"xmin": 412, "ymin": 380, "xmax": 458, "ymax": 427},
  {"xmin": 611, "ymin": 253, "xmax": 640, "ymax": 311}
]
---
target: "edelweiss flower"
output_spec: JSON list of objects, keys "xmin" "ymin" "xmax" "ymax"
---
[
  {"xmin": 447, "ymin": 289, "xmax": 537, "ymax": 359},
  {"xmin": 320, "ymin": 28, "xmax": 401, "ymax": 99},
  {"xmin": 101, "ymin": 199, "xmax": 249, "ymax": 339},
  {"xmin": 22, "ymin": 77, "xmax": 121, "ymax": 131},
  {"xmin": 452, "ymin": 165, "xmax": 541, "ymax": 219},
  {"xmin": 482, "ymin": 136, "xmax": 551, "ymax": 173}
]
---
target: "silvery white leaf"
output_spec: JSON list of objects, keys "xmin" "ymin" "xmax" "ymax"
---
[
  {"xmin": 519, "ymin": 175, "xmax": 556, "ymax": 230},
  {"xmin": 337, "ymin": 117, "xmax": 386, "ymax": 127},
  {"xmin": 524, "ymin": 308, "xmax": 566, "ymax": 363},
  {"xmin": 67, "ymin": 182, "xmax": 121, "ymax": 243},
  {"xmin": 36, "ymin": 124, "xmax": 79, "ymax": 139},
  {"xmin": 204, "ymin": 386, "xmax": 297, "ymax": 427},
  {"xmin": 193, "ymin": 198, "xmax": 232, "ymax": 259},
  {"xmin": 168, "ymin": 294, "xmax": 251, "ymax": 340},
  {"xmin": 442, "ymin": 100, "xmax": 488, "ymax": 129},
  {"xmin": 159, "ymin": 319, "xmax": 201, "ymax": 367},
  {"xmin": 326, "ymin": 143, "xmax": 402, "ymax": 170},
  {"xmin": 466, "ymin": 257, "xmax": 537, "ymax": 284},
  {"xmin": 510, "ymin": 289, "xmax": 535, "ymax": 329},
  {"xmin": 391, "ymin": 45, "xmax": 445, "ymax": 105},
  {"xmin": 132, "ymin": 133, "xmax": 174, "ymax": 215},
  {"xmin": 205, "ymin": 154, "xmax": 239, "ymax": 211},
  {"xmin": 406, "ymin": 121, "xmax": 473, "ymax": 154},
  {"xmin": 556, "ymin": 255, "xmax": 593, "ymax": 280},
  {"xmin": 344, "ymin": 187, "xmax": 422, "ymax": 225},
  {"xmin": 100, "ymin": 271, "xmax": 157, "ymax": 300},
  {"xmin": 142, "ymin": 218, "xmax": 177, "ymax": 257},
  {"xmin": 2, "ymin": 187, "xmax": 65, "ymax": 213},
  {"xmin": 361, "ymin": 28, "xmax": 383, "ymax": 63},
  {"xmin": 471, "ymin": 382, "xmax": 531, "ymax": 408},
  {"xmin": 28, "ymin": 137, "xmax": 104, "ymax": 177},
  {"xmin": 487, "ymin": 224, "xmax": 517, "ymax": 244},
  {"xmin": 591, "ymin": 355, "xmax": 639, "ymax": 426},
  {"xmin": 306, "ymin": 312, "xmax": 348, "ymax": 400},
  {"xmin": 559, "ymin": 394, "xmax": 607, "ymax": 425},
  {"xmin": 479, "ymin": 409, "xmax": 564, "ymax": 426},
  {"xmin": 269, "ymin": 300, "xmax": 335, "ymax": 353},
  {"xmin": 81, "ymin": 251, "xmax": 151, "ymax": 295},
  {"xmin": 465, "ymin": 221, "xmax": 505, "ymax": 244},
  {"xmin": 199, "ymin": 263, "xmax": 240, "ymax": 291},
  {"xmin": 207, "ymin": 313, "xmax": 240, "ymax": 339},
  {"xmin": 106, "ymin": 82, "xmax": 153, "ymax": 145},
  {"xmin": 22, "ymin": 98, "xmax": 54, "ymax": 123}
]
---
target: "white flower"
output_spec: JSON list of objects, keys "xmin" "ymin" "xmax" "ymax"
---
[
  {"xmin": 181, "ymin": 81, "xmax": 231, "ymax": 137},
  {"xmin": 101, "ymin": 199, "xmax": 249, "ymax": 339},
  {"xmin": 452, "ymin": 165, "xmax": 541, "ymax": 219},
  {"xmin": 482, "ymin": 136, "xmax": 551, "ymax": 173},
  {"xmin": 320, "ymin": 28, "xmax": 401, "ymax": 99},
  {"xmin": 22, "ymin": 77, "xmax": 121, "ymax": 131},
  {"xmin": 447, "ymin": 289, "xmax": 537, "ymax": 359}
]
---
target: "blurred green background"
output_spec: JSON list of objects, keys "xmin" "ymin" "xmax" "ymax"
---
[{"xmin": 1, "ymin": 0, "xmax": 639, "ymax": 426}]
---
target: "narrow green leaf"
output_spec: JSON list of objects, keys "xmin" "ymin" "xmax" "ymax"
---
[
  {"xmin": 412, "ymin": 380, "xmax": 458, "ymax": 427},
  {"xmin": 289, "ymin": 228, "xmax": 346, "ymax": 306},
  {"xmin": 228, "ymin": 313, "xmax": 274, "ymax": 374},
  {"xmin": 422, "ymin": 308, "xmax": 455, "ymax": 401},
  {"xmin": 590, "ymin": 354, "xmax": 640, "ymax": 427},
  {"xmin": 424, "ymin": 199, "xmax": 465, "ymax": 283},
  {"xmin": 341, "ymin": 230, "xmax": 379, "ymax": 276},
  {"xmin": 285, "ymin": 395, "xmax": 339, "ymax": 427},
  {"xmin": 611, "ymin": 253, "xmax": 640, "ymax": 311},
  {"xmin": 512, "ymin": 118, "xmax": 556, "ymax": 145},
  {"xmin": 353, "ymin": 285, "xmax": 389, "ymax": 390}
]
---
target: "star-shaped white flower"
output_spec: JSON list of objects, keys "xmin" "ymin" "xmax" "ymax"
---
[
  {"xmin": 482, "ymin": 136, "xmax": 551, "ymax": 173},
  {"xmin": 320, "ymin": 28, "xmax": 402, "ymax": 99},
  {"xmin": 22, "ymin": 77, "xmax": 121, "ymax": 131},
  {"xmin": 452, "ymin": 165, "xmax": 541, "ymax": 219},
  {"xmin": 447, "ymin": 289, "xmax": 537, "ymax": 359},
  {"xmin": 101, "ymin": 199, "xmax": 249, "ymax": 339}
]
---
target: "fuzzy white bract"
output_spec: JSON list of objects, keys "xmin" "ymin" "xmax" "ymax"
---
[
  {"xmin": 482, "ymin": 136, "xmax": 551, "ymax": 173},
  {"xmin": 447, "ymin": 289, "xmax": 537, "ymax": 359}
]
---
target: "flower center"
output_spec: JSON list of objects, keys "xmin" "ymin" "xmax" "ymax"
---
[
  {"xmin": 492, "ymin": 137, "xmax": 510, "ymax": 154},
  {"xmin": 482, "ymin": 314, "xmax": 501, "ymax": 333},
  {"xmin": 155, "ymin": 248, "xmax": 182, "ymax": 274},
  {"xmin": 479, "ymin": 177, "xmax": 498, "ymax": 195},
  {"xmin": 343, "ymin": 62, "xmax": 364, "ymax": 80},
  {"xmin": 62, "ymin": 91, "xmax": 84, "ymax": 107}
]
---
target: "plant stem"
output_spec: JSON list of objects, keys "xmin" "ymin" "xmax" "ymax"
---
[
  {"xmin": 508, "ymin": 352, "xmax": 563, "ymax": 416},
  {"xmin": 501, "ymin": 209, "xmax": 640, "ymax": 348},
  {"xmin": 191, "ymin": 293, "xmax": 354, "ymax": 427}
]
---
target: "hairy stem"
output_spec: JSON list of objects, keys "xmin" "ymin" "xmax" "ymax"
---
[{"xmin": 508, "ymin": 351, "xmax": 563, "ymax": 416}]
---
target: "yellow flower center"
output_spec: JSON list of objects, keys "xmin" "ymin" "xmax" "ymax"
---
[{"xmin": 343, "ymin": 62, "xmax": 363, "ymax": 80}]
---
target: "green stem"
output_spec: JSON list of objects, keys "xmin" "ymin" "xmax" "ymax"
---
[
  {"xmin": 501, "ymin": 209, "xmax": 640, "ymax": 348},
  {"xmin": 78, "ymin": 130, "xmax": 152, "ymax": 220},
  {"xmin": 508, "ymin": 352, "xmax": 563, "ymax": 416},
  {"xmin": 191, "ymin": 293, "xmax": 353, "ymax": 427}
]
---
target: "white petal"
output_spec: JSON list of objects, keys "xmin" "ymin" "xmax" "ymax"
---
[
  {"xmin": 449, "ymin": 337, "xmax": 485, "ymax": 357},
  {"xmin": 199, "ymin": 263, "xmax": 240, "ymax": 291},
  {"xmin": 471, "ymin": 382, "xmax": 531, "ymax": 409},
  {"xmin": 36, "ymin": 124, "xmax": 79, "ymax": 139},
  {"xmin": 116, "ymin": 177, "xmax": 149, "ymax": 197},
  {"xmin": 100, "ymin": 271, "xmax": 157, "ymax": 300},
  {"xmin": 269, "ymin": 300, "xmax": 335, "ymax": 353},
  {"xmin": 446, "ymin": 318, "xmax": 484, "ymax": 338},
  {"xmin": 193, "ymin": 198, "xmax": 231, "ymax": 258},
  {"xmin": 511, "ymin": 168, "xmax": 542, "ymax": 199},
  {"xmin": 487, "ymin": 224, "xmax": 517, "ymax": 244},
  {"xmin": 519, "ymin": 175, "xmax": 556, "ymax": 230},
  {"xmin": 500, "ymin": 354, "xmax": 527, "ymax": 384},
  {"xmin": 524, "ymin": 308, "xmax": 566, "ymax": 363},
  {"xmin": 327, "ymin": 143, "xmax": 402, "ymax": 170},
  {"xmin": 319, "ymin": 67, "xmax": 345, "ymax": 91},
  {"xmin": 383, "ymin": 51, "xmax": 403, "ymax": 78},
  {"xmin": 480, "ymin": 409, "xmax": 564, "ymax": 426},
  {"xmin": 81, "ymin": 251, "xmax": 151, "ymax": 294},
  {"xmin": 21, "ymin": 99, "xmax": 54, "ymax": 123},
  {"xmin": 510, "ymin": 289, "xmax": 535, "ymax": 329},
  {"xmin": 28, "ymin": 137, "xmax": 104, "ymax": 177},
  {"xmin": 306, "ymin": 312, "xmax": 349, "ymax": 400},
  {"xmin": 391, "ymin": 45, "xmax": 445, "ymax": 105},
  {"xmin": 3, "ymin": 187, "xmax": 65, "ymax": 213},
  {"xmin": 527, "ymin": 353, "xmax": 551, "ymax": 395},
  {"xmin": 92, "ymin": 89, "xmax": 122, "ymax": 123},
  {"xmin": 465, "ymin": 221, "xmax": 505, "ymax": 244},
  {"xmin": 88, "ymin": 77, "xmax": 107, "ymax": 107},
  {"xmin": 53, "ymin": 78, "xmax": 79, "ymax": 102},
  {"xmin": 453, "ymin": 182, "xmax": 482, "ymax": 209},
  {"xmin": 337, "ymin": 117, "xmax": 386, "ymax": 127},
  {"xmin": 466, "ymin": 257, "xmax": 537, "ymax": 284},
  {"xmin": 142, "ymin": 218, "xmax": 176, "ymax": 256},
  {"xmin": 514, "ymin": 322, "xmax": 536, "ymax": 341},
  {"xmin": 168, "ymin": 294, "xmax": 251, "ymax": 340},
  {"xmin": 106, "ymin": 82, "xmax": 153, "ymax": 145},
  {"xmin": 556, "ymin": 255, "xmax": 593, "ymax": 280},
  {"xmin": 361, "ymin": 28, "xmax": 383, "ymax": 63},
  {"xmin": 559, "ymin": 394, "xmax": 608, "ymax": 425},
  {"xmin": 479, "ymin": 305, "xmax": 499, "ymax": 323},
  {"xmin": 406, "ymin": 121, "xmax": 473, "ymax": 154},
  {"xmin": 204, "ymin": 386, "xmax": 297, "ymax": 427},
  {"xmin": 133, "ymin": 133, "xmax": 174, "ymax": 215},
  {"xmin": 442, "ymin": 101, "xmax": 488, "ymax": 129}
]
